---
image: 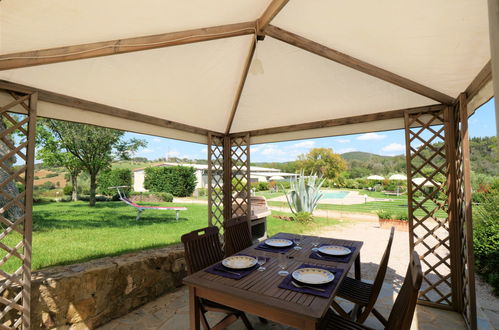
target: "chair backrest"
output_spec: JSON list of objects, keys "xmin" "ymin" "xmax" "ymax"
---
[
  {"xmin": 181, "ymin": 226, "xmax": 224, "ymax": 274},
  {"xmin": 386, "ymin": 251, "xmax": 423, "ymax": 330},
  {"xmin": 360, "ymin": 227, "xmax": 395, "ymax": 321},
  {"xmin": 223, "ymin": 216, "xmax": 252, "ymax": 257}
]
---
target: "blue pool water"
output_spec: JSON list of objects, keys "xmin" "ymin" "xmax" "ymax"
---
[{"xmin": 320, "ymin": 191, "xmax": 349, "ymax": 199}]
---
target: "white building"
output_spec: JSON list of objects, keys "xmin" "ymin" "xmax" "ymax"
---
[{"xmin": 133, "ymin": 162, "xmax": 297, "ymax": 192}]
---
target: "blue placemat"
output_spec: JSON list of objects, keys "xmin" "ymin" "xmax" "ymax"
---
[
  {"xmin": 309, "ymin": 245, "xmax": 356, "ymax": 263},
  {"xmin": 278, "ymin": 264, "xmax": 344, "ymax": 298}
]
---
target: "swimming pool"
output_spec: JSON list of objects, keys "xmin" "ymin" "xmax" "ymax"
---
[{"xmin": 320, "ymin": 191, "xmax": 349, "ymax": 199}]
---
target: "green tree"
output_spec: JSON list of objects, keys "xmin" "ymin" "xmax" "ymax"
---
[
  {"xmin": 41, "ymin": 120, "xmax": 146, "ymax": 206},
  {"xmin": 297, "ymin": 148, "xmax": 347, "ymax": 179},
  {"xmin": 37, "ymin": 120, "xmax": 83, "ymax": 201}
]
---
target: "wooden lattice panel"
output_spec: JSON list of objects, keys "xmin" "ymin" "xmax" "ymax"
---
[
  {"xmin": 404, "ymin": 108, "xmax": 453, "ymax": 307},
  {"xmin": 207, "ymin": 133, "xmax": 225, "ymax": 231},
  {"xmin": 229, "ymin": 135, "xmax": 250, "ymax": 220},
  {"xmin": 0, "ymin": 91, "xmax": 37, "ymax": 329}
]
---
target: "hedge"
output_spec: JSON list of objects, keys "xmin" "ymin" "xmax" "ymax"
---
[
  {"xmin": 144, "ymin": 166, "xmax": 196, "ymax": 197},
  {"xmin": 98, "ymin": 168, "xmax": 132, "ymax": 196},
  {"xmin": 473, "ymin": 179, "xmax": 499, "ymax": 295}
]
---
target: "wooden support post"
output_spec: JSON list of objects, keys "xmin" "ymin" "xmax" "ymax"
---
[
  {"xmin": 22, "ymin": 92, "xmax": 37, "ymax": 329},
  {"xmin": 444, "ymin": 105, "xmax": 464, "ymax": 313},
  {"xmin": 223, "ymin": 135, "xmax": 232, "ymax": 222},
  {"xmin": 457, "ymin": 93, "xmax": 477, "ymax": 329}
]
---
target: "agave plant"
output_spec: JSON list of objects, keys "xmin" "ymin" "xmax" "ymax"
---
[{"xmin": 282, "ymin": 170, "xmax": 325, "ymax": 215}]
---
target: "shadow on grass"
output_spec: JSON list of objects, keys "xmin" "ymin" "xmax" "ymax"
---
[
  {"xmin": 36, "ymin": 242, "xmax": 180, "ymax": 270},
  {"xmin": 32, "ymin": 202, "xmax": 193, "ymax": 232}
]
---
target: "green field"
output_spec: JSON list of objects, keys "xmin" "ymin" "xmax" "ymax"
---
[{"xmin": 1, "ymin": 202, "xmax": 341, "ymax": 273}]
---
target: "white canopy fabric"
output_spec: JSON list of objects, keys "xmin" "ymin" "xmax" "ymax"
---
[
  {"xmin": 389, "ymin": 174, "xmax": 408, "ymax": 181},
  {"xmin": 412, "ymin": 177, "xmax": 437, "ymax": 188},
  {"xmin": 367, "ymin": 175, "xmax": 385, "ymax": 180},
  {"xmin": 0, "ymin": 0, "xmax": 494, "ymax": 144}
]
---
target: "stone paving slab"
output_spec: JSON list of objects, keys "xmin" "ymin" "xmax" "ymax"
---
[{"xmin": 98, "ymin": 221, "xmax": 496, "ymax": 330}]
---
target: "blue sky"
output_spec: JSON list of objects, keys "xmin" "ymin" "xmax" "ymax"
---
[{"xmin": 129, "ymin": 98, "xmax": 497, "ymax": 163}]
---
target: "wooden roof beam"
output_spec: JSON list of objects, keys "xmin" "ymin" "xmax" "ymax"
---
[
  {"xmin": 264, "ymin": 25, "xmax": 455, "ymax": 105},
  {"xmin": 256, "ymin": 0, "xmax": 289, "ymax": 36},
  {"xmin": 232, "ymin": 104, "xmax": 446, "ymax": 137},
  {"xmin": 0, "ymin": 21, "xmax": 256, "ymax": 71},
  {"xmin": 0, "ymin": 80, "xmax": 217, "ymax": 136},
  {"xmin": 225, "ymin": 38, "xmax": 257, "ymax": 134},
  {"xmin": 464, "ymin": 60, "xmax": 492, "ymax": 101}
]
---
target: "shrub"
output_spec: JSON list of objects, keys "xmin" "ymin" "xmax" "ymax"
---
[
  {"xmin": 144, "ymin": 166, "xmax": 196, "ymax": 197},
  {"xmin": 41, "ymin": 181, "xmax": 56, "ymax": 190},
  {"xmin": 157, "ymin": 192, "xmax": 174, "ymax": 202},
  {"xmin": 34, "ymin": 176, "xmax": 39, "ymax": 180},
  {"xmin": 257, "ymin": 181, "xmax": 269, "ymax": 191},
  {"xmin": 63, "ymin": 184, "xmax": 83, "ymax": 196},
  {"xmin": 196, "ymin": 188, "xmax": 207, "ymax": 197},
  {"xmin": 98, "ymin": 169, "xmax": 132, "ymax": 196},
  {"xmin": 293, "ymin": 211, "xmax": 314, "ymax": 223},
  {"xmin": 231, "ymin": 177, "xmax": 247, "ymax": 191},
  {"xmin": 473, "ymin": 179, "xmax": 499, "ymax": 295},
  {"xmin": 45, "ymin": 172, "xmax": 58, "ymax": 178},
  {"xmin": 78, "ymin": 195, "xmax": 113, "ymax": 202},
  {"xmin": 376, "ymin": 209, "xmax": 393, "ymax": 220},
  {"xmin": 396, "ymin": 212, "xmax": 409, "ymax": 221}
]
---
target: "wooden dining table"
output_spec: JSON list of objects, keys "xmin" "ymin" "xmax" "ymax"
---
[{"xmin": 183, "ymin": 232, "xmax": 363, "ymax": 330}]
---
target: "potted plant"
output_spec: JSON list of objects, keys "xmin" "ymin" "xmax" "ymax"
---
[{"xmin": 377, "ymin": 210, "xmax": 409, "ymax": 232}]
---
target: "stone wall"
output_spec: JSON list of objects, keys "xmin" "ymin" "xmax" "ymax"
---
[{"xmin": 30, "ymin": 245, "xmax": 186, "ymax": 329}]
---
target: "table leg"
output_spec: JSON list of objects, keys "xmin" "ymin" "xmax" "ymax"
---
[
  {"xmin": 189, "ymin": 287, "xmax": 200, "ymax": 330},
  {"xmin": 355, "ymin": 254, "xmax": 361, "ymax": 280}
]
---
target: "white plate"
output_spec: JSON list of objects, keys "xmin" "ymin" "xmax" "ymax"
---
[
  {"xmin": 222, "ymin": 256, "xmax": 257, "ymax": 269},
  {"xmin": 318, "ymin": 245, "xmax": 351, "ymax": 256},
  {"xmin": 264, "ymin": 238, "xmax": 293, "ymax": 247},
  {"xmin": 292, "ymin": 268, "xmax": 335, "ymax": 285}
]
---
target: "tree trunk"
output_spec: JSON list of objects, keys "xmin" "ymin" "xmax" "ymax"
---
[
  {"xmin": 0, "ymin": 120, "xmax": 23, "ymax": 222},
  {"xmin": 89, "ymin": 173, "xmax": 97, "ymax": 206},
  {"xmin": 71, "ymin": 173, "xmax": 78, "ymax": 202}
]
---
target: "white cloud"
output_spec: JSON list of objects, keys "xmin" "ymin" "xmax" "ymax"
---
[
  {"xmin": 140, "ymin": 148, "xmax": 154, "ymax": 154},
  {"xmin": 357, "ymin": 133, "xmax": 387, "ymax": 141},
  {"xmin": 339, "ymin": 148, "xmax": 356, "ymax": 154},
  {"xmin": 290, "ymin": 141, "xmax": 315, "ymax": 149},
  {"xmin": 337, "ymin": 139, "xmax": 350, "ymax": 143},
  {"xmin": 167, "ymin": 150, "xmax": 180, "ymax": 158},
  {"xmin": 152, "ymin": 137, "xmax": 161, "ymax": 142},
  {"xmin": 200, "ymin": 147, "xmax": 207, "ymax": 154},
  {"xmin": 382, "ymin": 143, "xmax": 405, "ymax": 152}
]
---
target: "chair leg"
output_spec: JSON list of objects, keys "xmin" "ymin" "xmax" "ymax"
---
[
  {"xmin": 330, "ymin": 300, "xmax": 350, "ymax": 318},
  {"xmin": 200, "ymin": 310, "xmax": 211, "ymax": 330},
  {"xmin": 258, "ymin": 317, "xmax": 268, "ymax": 324},
  {"xmin": 240, "ymin": 312, "xmax": 254, "ymax": 330},
  {"xmin": 371, "ymin": 307, "xmax": 388, "ymax": 326},
  {"xmin": 212, "ymin": 314, "xmax": 238, "ymax": 330}
]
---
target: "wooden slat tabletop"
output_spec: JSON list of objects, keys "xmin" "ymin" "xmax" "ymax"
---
[{"xmin": 183, "ymin": 232, "xmax": 363, "ymax": 329}]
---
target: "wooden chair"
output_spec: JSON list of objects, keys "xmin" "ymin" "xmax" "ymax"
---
[
  {"xmin": 181, "ymin": 226, "xmax": 253, "ymax": 330},
  {"xmin": 223, "ymin": 216, "xmax": 253, "ymax": 257},
  {"xmin": 331, "ymin": 227, "xmax": 395, "ymax": 325},
  {"xmin": 319, "ymin": 251, "xmax": 423, "ymax": 330}
]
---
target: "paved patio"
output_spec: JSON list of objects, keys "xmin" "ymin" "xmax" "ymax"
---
[{"xmin": 98, "ymin": 221, "xmax": 496, "ymax": 330}]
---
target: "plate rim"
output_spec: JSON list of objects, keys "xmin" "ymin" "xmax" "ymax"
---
[
  {"xmin": 318, "ymin": 245, "xmax": 351, "ymax": 256},
  {"xmin": 222, "ymin": 255, "xmax": 257, "ymax": 269},
  {"xmin": 292, "ymin": 267, "xmax": 335, "ymax": 285},
  {"xmin": 264, "ymin": 238, "xmax": 293, "ymax": 247}
]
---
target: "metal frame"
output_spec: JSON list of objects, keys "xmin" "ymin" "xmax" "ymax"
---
[{"xmin": 0, "ymin": 89, "xmax": 37, "ymax": 329}]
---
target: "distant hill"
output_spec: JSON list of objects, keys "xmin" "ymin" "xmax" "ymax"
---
[{"xmin": 340, "ymin": 151, "xmax": 397, "ymax": 162}]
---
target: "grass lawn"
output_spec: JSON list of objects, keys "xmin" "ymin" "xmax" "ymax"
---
[{"xmin": 1, "ymin": 201, "xmax": 341, "ymax": 273}]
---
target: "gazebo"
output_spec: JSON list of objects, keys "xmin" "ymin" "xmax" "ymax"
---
[{"xmin": 0, "ymin": 1, "xmax": 497, "ymax": 329}]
